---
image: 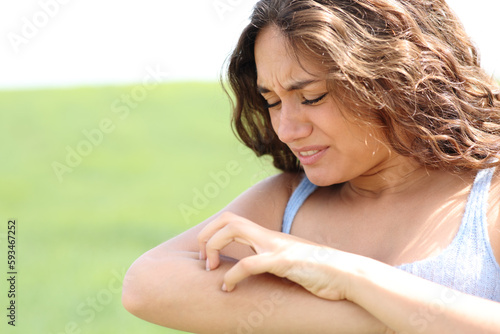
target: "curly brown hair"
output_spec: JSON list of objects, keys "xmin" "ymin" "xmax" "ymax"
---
[{"xmin": 225, "ymin": 0, "xmax": 500, "ymax": 173}]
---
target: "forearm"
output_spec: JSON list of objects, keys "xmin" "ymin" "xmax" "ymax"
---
[
  {"xmin": 350, "ymin": 258, "xmax": 500, "ymax": 334},
  {"xmin": 123, "ymin": 250, "xmax": 390, "ymax": 334}
]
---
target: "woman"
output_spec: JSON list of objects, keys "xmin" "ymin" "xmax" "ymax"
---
[{"xmin": 122, "ymin": 0, "xmax": 500, "ymax": 333}]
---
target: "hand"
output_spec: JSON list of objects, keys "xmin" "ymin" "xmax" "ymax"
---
[{"xmin": 197, "ymin": 211, "xmax": 356, "ymax": 301}]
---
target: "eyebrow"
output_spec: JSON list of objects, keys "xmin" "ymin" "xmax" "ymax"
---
[{"xmin": 257, "ymin": 79, "xmax": 319, "ymax": 94}]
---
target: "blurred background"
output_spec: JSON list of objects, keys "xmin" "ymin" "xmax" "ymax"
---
[{"xmin": 0, "ymin": 1, "xmax": 498, "ymax": 333}]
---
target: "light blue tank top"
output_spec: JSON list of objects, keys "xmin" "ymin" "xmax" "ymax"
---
[{"xmin": 282, "ymin": 168, "xmax": 500, "ymax": 302}]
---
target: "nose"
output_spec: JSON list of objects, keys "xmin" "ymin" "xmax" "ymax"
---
[{"xmin": 273, "ymin": 102, "xmax": 311, "ymax": 144}]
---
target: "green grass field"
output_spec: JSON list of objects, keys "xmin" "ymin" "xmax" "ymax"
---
[{"xmin": 0, "ymin": 82, "xmax": 278, "ymax": 334}]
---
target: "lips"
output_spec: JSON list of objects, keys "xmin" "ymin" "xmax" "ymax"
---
[{"xmin": 292, "ymin": 146, "xmax": 329, "ymax": 165}]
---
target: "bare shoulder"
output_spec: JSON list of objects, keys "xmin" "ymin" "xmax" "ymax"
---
[
  {"xmin": 224, "ymin": 171, "xmax": 303, "ymax": 228},
  {"xmin": 488, "ymin": 167, "xmax": 500, "ymax": 264},
  {"xmin": 157, "ymin": 172, "xmax": 304, "ymax": 258}
]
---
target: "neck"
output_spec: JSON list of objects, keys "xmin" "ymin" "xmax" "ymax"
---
[{"xmin": 345, "ymin": 156, "xmax": 433, "ymax": 198}]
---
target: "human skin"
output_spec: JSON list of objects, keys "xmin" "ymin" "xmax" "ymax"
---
[
  {"xmin": 122, "ymin": 25, "xmax": 500, "ymax": 333},
  {"xmin": 122, "ymin": 174, "xmax": 394, "ymax": 334}
]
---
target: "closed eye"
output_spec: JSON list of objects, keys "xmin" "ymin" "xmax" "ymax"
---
[
  {"xmin": 264, "ymin": 92, "xmax": 328, "ymax": 109},
  {"xmin": 266, "ymin": 100, "xmax": 281, "ymax": 109},
  {"xmin": 302, "ymin": 93, "xmax": 328, "ymax": 106}
]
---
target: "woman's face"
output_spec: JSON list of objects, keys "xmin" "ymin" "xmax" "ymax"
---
[{"xmin": 254, "ymin": 26, "xmax": 393, "ymax": 186}]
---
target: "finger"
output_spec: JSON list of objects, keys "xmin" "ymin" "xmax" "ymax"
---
[
  {"xmin": 200, "ymin": 212, "xmax": 263, "ymax": 270},
  {"xmin": 222, "ymin": 253, "xmax": 277, "ymax": 292},
  {"xmin": 197, "ymin": 212, "xmax": 237, "ymax": 261},
  {"xmin": 205, "ymin": 223, "xmax": 256, "ymax": 271}
]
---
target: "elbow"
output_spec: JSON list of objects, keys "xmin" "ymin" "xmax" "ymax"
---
[
  {"xmin": 121, "ymin": 255, "xmax": 170, "ymax": 321},
  {"xmin": 121, "ymin": 282, "xmax": 140, "ymax": 317},
  {"xmin": 121, "ymin": 252, "xmax": 190, "ymax": 326},
  {"xmin": 121, "ymin": 289, "xmax": 139, "ymax": 317},
  {"xmin": 121, "ymin": 261, "xmax": 149, "ymax": 318}
]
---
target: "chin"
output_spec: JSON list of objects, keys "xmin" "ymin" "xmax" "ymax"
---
[{"xmin": 303, "ymin": 168, "xmax": 343, "ymax": 187}]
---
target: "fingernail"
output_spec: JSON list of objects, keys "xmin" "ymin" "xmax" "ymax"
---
[
  {"xmin": 206, "ymin": 259, "xmax": 210, "ymax": 271},
  {"xmin": 222, "ymin": 283, "xmax": 227, "ymax": 292}
]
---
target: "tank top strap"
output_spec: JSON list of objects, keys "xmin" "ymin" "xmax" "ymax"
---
[
  {"xmin": 461, "ymin": 168, "xmax": 495, "ymax": 233},
  {"xmin": 397, "ymin": 166, "xmax": 500, "ymax": 302},
  {"xmin": 460, "ymin": 166, "xmax": 497, "ymax": 252},
  {"xmin": 282, "ymin": 175, "xmax": 318, "ymax": 234}
]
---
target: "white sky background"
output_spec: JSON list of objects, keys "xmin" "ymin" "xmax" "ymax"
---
[{"xmin": 0, "ymin": 0, "xmax": 498, "ymax": 90}]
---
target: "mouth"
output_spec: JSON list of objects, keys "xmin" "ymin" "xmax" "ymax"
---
[
  {"xmin": 293, "ymin": 146, "xmax": 329, "ymax": 165},
  {"xmin": 299, "ymin": 150, "xmax": 321, "ymax": 157}
]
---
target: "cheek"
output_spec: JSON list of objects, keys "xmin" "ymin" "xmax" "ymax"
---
[{"xmin": 313, "ymin": 109, "xmax": 345, "ymax": 136}]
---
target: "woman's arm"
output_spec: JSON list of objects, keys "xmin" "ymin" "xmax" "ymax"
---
[
  {"xmin": 122, "ymin": 173, "xmax": 393, "ymax": 334},
  {"xmin": 199, "ymin": 212, "xmax": 500, "ymax": 334},
  {"xmin": 123, "ymin": 248, "xmax": 391, "ymax": 334},
  {"xmin": 350, "ymin": 257, "xmax": 500, "ymax": 334}
]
